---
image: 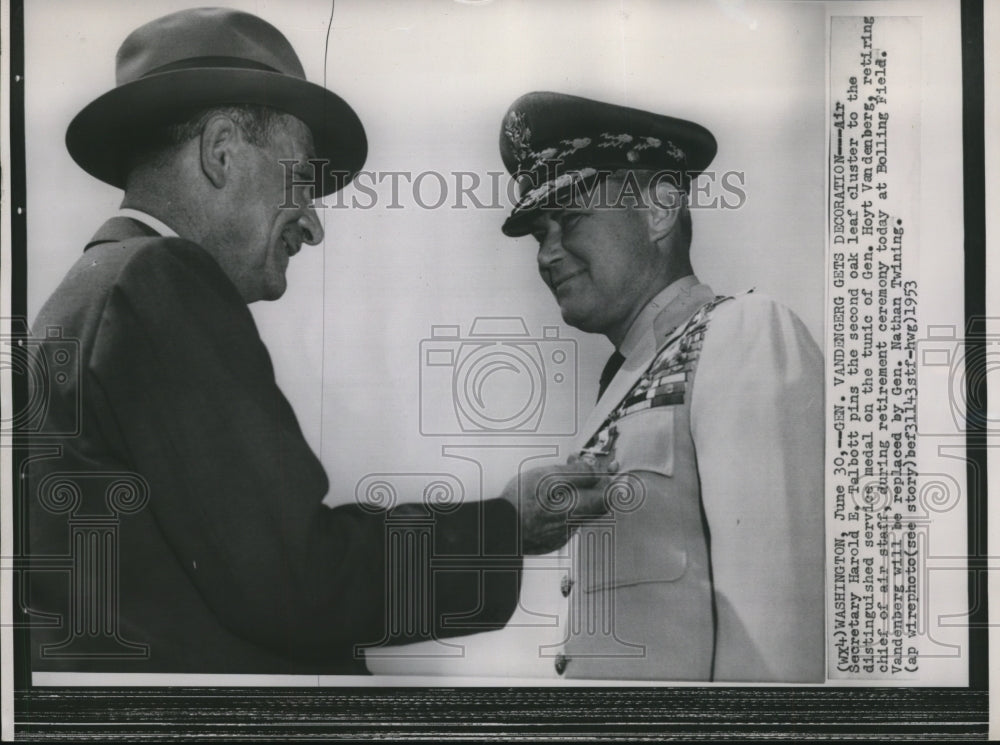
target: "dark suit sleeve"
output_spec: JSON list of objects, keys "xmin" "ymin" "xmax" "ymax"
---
[{"xmin": 87, "ymin": 239, "xmax": 521, "ymax": 662}]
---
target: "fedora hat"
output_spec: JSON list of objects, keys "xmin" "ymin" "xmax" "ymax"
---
[{"xmin": 66, "ymin": 7, "xmax": 367, "ymax": 195}]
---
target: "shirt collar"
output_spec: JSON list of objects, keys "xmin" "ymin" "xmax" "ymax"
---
[
  {"xmin": 117, "ymin": 208, "xmax": 179, "ymax": 238},
  {"xmin": 619, "ymin": 274, "xmax": 700, "ymax": 360}
]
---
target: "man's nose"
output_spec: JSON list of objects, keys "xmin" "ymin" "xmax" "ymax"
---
[
  {"xmin": 299, "ymin": 205, "xmax": 324, "ymax": 246},
  {"xmin": 536, "ymin": 222, "xmax": 563, "ymax": 268}
]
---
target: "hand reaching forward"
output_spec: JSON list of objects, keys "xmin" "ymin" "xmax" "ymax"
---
[{"xmin": 500, "ymin": 454, "xmax": 618, "ymax": 555}]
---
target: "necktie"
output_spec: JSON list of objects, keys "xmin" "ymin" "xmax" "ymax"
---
[{"xmin": 597, "ymin": 350, "xmax": 626, "ymax": 400}]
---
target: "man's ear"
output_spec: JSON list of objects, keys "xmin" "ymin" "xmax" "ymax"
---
[
  {"xmin": 200, "ymin": 115, "xmax": 240, "ymax": 189},
  {"xmin": 646, "ymin": 179, "xmax": 684, "ymax": 243}
]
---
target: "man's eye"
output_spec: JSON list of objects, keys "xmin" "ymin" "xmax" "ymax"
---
[
  {"xmin": 289, "ymin": 179, "xmax": 315, "ymax": 206},
  {"xmin": 559, "ymin": 213, "xmax": 584, "ymax": 232}
]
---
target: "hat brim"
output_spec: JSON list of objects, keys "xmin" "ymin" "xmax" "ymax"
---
[
  {"xmin": 502, "ymin": 169, "xmax": 603, "ymax": 237},
  {"xmin": 501, "ymin": 165, "xmax": 709, "ymax": 238},
  {"xmin": 66, "ymin": 67, "xmax": 367, "ymax": 196}
]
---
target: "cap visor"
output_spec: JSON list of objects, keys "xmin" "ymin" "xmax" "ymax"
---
[{"xmin": 502, "ymin": 170, "xmax": 606, "ymax": 237}]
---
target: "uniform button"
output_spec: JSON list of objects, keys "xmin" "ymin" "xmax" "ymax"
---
[
  {"xmin": 560, "ymin": 575, "xmax": 574, "ymax": 597},
  {"xmin": 554, "ymin": 653, "xmax": 569, "ymax": 675}
]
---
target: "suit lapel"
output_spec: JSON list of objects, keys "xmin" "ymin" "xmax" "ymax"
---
[
  {"xmin": 575, "ymin": 352, "xmax": 650, "ymax": 450},
  {"xmin": 573, "ymin": 282, "xmax": 715, "ymax": 451}
]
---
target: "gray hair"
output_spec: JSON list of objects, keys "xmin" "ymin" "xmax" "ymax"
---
[{"xmin": 124, "ymin": 104, "xmax": 289, "ymax": 175}]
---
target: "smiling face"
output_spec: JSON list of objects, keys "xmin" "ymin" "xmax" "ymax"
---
[
  {"xmin": 529, "ymin": 189, "xmax": 677, "ymax": 346},
  {"xmin": 214, "ymin": 114, "xmax": 324, "ymax": 303}
]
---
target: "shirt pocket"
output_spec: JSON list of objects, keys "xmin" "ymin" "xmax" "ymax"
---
[
  {"xmin": 581, "ymin": 406, "xmax": 687, "ymax": 591},
  {"xmin": 612, "ymin": 406, "xmax": 675, "ymax": 477}
]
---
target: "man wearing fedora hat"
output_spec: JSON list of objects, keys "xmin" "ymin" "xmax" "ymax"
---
[
  {"xmin": 25, "ymin": 9, "xmax": 613, "ymax": 674},
  {"xmin": 498, "ymin": 92, "xmax": 825, "ymax": 682}
]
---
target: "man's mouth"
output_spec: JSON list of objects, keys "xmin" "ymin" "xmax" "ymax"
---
[{"xmin": 552, "ymin": 270, "xmax": 585, "ymax": 291}]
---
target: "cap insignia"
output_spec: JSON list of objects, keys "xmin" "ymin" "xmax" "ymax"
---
[
  {"xmin": 504, "ymin": 110, "xmax": 533, "ymax": 164},
  {"xmin": 596, "ymin": 132, "xmax": 687, "ymax": 163}
]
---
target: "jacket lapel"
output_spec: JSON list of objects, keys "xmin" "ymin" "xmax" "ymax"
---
[
  {"xmin": 575, "ymin": 352, "xmax": 650, "ymax": 450},
  {"xmin": 573, "ymin": 282, "xmax": 715, "ymax": 451}
]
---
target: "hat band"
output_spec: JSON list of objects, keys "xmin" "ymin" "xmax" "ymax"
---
[{"xmin": 136, "ymin": 56, "xmax": 285, "ymax": 80}]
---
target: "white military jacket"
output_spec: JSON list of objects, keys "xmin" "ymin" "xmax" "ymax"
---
[{"xmin": 556, "ymin": 276, "xmax": 825, "ymax": 682}]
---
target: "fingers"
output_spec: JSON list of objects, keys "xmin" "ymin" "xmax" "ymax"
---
[
  {"xmin": 571, "ymin": 486, "xmax": 612, "ymax": 518},
  {"xmin": 564, "ymin": 453, "xmax": 619, "ymax": 485},
  {"xmin": 526, "ymin": 457, "xmax": 618, "ymax": 507},
  {"xmin": 567, "ymin": 451, "xmax": 618, "ymax": 470},
  {"xmin": 516, "ymin": 458, "xmax": 627, "ymax": 553}
]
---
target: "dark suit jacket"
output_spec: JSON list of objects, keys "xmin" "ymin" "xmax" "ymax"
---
[{"xmin": 26, "ymin": 217, "xmax": 521, "ymax": 674}]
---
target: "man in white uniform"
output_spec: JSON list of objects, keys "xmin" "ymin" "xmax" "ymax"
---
[{"xmin": 498, "ymin": 92, "xmax": 824, "ymax": 682}]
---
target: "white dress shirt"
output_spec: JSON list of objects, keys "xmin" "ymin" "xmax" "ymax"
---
[{"xmin": 118, "ymin": 207, "xmax": 179, "ymax": 238}]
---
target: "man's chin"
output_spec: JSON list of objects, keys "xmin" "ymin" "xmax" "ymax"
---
[
  {"xmin": 558, "ymin": 306, "xmax": 597, "ymax": 334},
  {"xmin": 257, "ymin": 279, "xmax": 288, "ymax": 303}
]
